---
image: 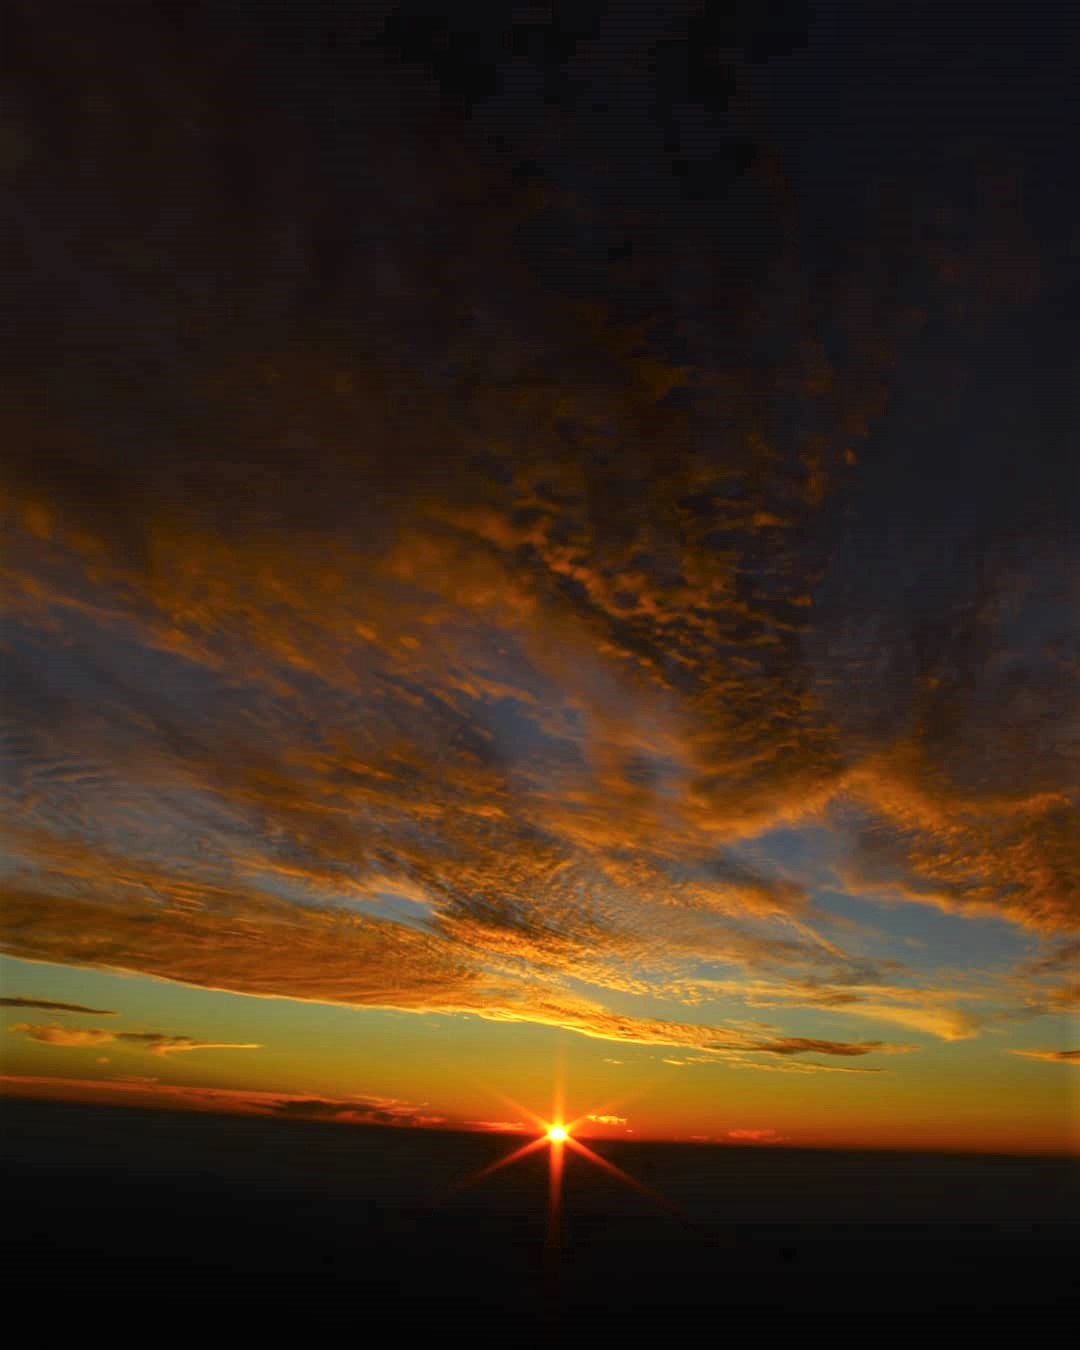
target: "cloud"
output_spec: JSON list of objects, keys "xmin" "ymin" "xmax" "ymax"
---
[
  {"xmin": 586, "ymin": 1113, "xmax": 627, "ymax": 1126},
  {"xmin": 8, "ymin": 1024, "xmax": 114, "ymax": 1048},
  {"xmin": 745, "ymin": 1060, "xmax": 885, "ymax": 1076},
  {"xmin": 727, "ymin": 1128, "xmax": 787, "ymax": 1143},
  {"xmin": 1024, "ymin": 941, "xmax": 1080, "ymax": 976},
  {"xmin": 676, "ymin": 971, "xmax": 996, "ymax": 1043},
  {"xmin": 268, "ymin": 1095, "xmax": 444, "ymax": 1127},
  {"xmin": 8, "ymin": 1023, "xmax": 260, "ymax": 1056},
  {"xmin": 0, "ymin": 882, "xmax": 915, "ymax": 1058},
  {"xmin": 1009, "ymin": 1049, "xmax": 1079, "ymax": 1066},
  {"xmin": 683, "ymin": 1051, "xmax": 886, "ymax": 1075},
  {"xmin": 735, "ymin": 1037, "xmax": 914, "ymax": 1058},
  {"xmin": 113, "ymin": 1033, "xmax": 262, "ymax": 1057},
  {"xmin": 0, "ymin": 1073, "xmax": 437, "ymax": 1129},
  {"xmin": 805, "ymin": 1003, "xmax": 983, "ymax": 1043},
  {"xmin": 0, "ymin": 997, "xmax": 116, "ymax": 1015},
  {"xmin": 836, "ymin": 760, "xmax": 1080, "ymax": 935},
  {"xmin": 0, "ymin": 0, "xmax": 1073, "ymax": 1070}
]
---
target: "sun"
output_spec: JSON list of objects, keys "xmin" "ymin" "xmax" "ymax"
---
[{"xmin": 440, "ymin": 1080, "xmax": 694, "ymax": 1255}]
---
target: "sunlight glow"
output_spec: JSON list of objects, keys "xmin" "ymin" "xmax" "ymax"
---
[{"xmin": 437, "ymin": 1070, "xmax": 702, "ymax": 1306}]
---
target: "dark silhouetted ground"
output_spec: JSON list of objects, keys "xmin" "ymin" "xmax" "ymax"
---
[{"xmin": 2, "ymin": 1098, "xmax": 1076, "ymax": 1344}]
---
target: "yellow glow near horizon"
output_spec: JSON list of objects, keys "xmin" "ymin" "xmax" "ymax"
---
[{"xmin": 546, "ymin": 1124, "xmax": 568, "ymax": 1143}]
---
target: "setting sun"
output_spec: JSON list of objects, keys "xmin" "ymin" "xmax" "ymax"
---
[{"xmin": 547, "ymin": 1125, "xmax": 568, "ymax": 1143}]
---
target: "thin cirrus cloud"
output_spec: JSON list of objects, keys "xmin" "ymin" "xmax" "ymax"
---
[
  {"xmin": 266, "ymin": 1095, "xmax": 446, "ymax": 1128},
  {"xmin": 1, "ymin": 2, "xmax": 1077, "ymax": 1064},
  {"xmin": 0, "ymin": 997, "xmax": 117, "ymax": 1015},
  {"xmin": 9, "ymin": 1024, "xmax": 261, "ymax": 1056}
]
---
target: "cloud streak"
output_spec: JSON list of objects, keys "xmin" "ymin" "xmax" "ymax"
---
[
  {"xmin": 0, "ymin": 997, "xmax": 116, "ymax": 1015},
  {"xmin": 1009, "ymin": 1049, "xmax": 1079, "ymax": 1066},
  {"xmin": 9, "ymin": 1023, "xmax": 260, "ymax": 1056},
  {"xmin": 0, "ymin": 1074, "xmax": 444, "ymax": 1128}
]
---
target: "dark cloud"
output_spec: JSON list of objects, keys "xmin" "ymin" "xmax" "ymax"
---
[
  {"xmin": 0, "ymin": 1074, "xmax": 447, "ymax": 1128},
  {"xmin": 0, "ymin": 996, "xmax": 116, "ymax": 1015},
  {"xmin": 734, "ymin": 1037, "xmax": 913, "ymax": 1059},
  {"xmin": 268, "ymin": 1095, "xmax": 444, "ymax": 1127},
  {"xmin": 1024, "ymin": 941, "xmax": 1080, "ymax": 976}
]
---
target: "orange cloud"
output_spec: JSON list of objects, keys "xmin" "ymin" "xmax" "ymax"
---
[
  {"xmin": 0, "ymin": 882, "xmax": 922, "ymax": 1061},
  {"xmin": 8, "ymin": 1024, "xmax": 114, "ymax": 1049},
  {"xmin": 838, "ymin": 751, "xmax": 1080, "ymax": 934}
]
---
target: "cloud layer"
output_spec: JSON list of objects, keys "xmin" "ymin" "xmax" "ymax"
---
[
  {"xmin": 1, "ymin": 2, "xmax": 1076, "ymax": 1064},
  {"xmin": 0, "ymin": 1074, "xmax": 444, "ymax": 1128}
]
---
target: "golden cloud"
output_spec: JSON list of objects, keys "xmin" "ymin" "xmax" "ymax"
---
[{"xmin": 1009, "ymin": 1049, "xmax": 1079, "ymax": 1066}]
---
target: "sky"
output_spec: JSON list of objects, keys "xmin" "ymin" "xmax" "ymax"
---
[{"xmin": 1, "ymin": 1, "xmax": 1077, "ymax": 1154}]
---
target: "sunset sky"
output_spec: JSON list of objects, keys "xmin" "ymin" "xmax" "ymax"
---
[{"xmin": 1, "ymin": 1, "xmax": 1077, "ymax": 1155}]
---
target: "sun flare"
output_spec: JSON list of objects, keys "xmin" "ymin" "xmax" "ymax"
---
[{"xmin": 546, "ymin": 1125, "xmax": 568, "ymax": 1143}]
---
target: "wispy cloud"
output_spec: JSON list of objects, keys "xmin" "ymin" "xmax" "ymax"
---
[
  {"xmin": 736, "ymin": 1037, "xmax": 914, "ymax": 1058},
  {"xmin": 0, "ymin": 883, "xmax": 916, "ymax": 1057},
  {"xmin": 8, "ymin": 1024, "xmax": 115, "ymax": 1049},
  {"xmin": 0, "ymin": 997, "xmax": 116, "ymax": 1015},
  {"xmin": 727, "ymin": 1128, "xmax": 787, "ymax": 1143},
  {"xmin": 0, "ymin": 1074, "xmax": 440, "ymax": 1130},
  {"xmin": 681, "ymin": 1051, "xmax": 886, "ymax": 1076},
  {"xmin": 8, "ymin": 1023, "xmax": 260, "ymax": 1056},
  {"xmin": 268, "ymin": 1095, "xmax": 445, "ymax": 1127}
]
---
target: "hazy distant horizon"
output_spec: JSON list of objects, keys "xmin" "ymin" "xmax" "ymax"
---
[{"xmin": 3, "ymin": 1083, "xmax": 1077, "ymax": 1162}]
